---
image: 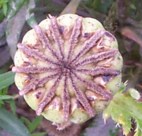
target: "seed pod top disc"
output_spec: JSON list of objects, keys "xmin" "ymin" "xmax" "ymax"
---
[{"xmin": 13, "ymin": 14, "xmax": 123, "ymax": 129}]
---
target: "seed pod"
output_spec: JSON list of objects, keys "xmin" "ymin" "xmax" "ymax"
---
[{"xmin": 13, "ymin": 14, "xmax": 123, "ymax": 130}]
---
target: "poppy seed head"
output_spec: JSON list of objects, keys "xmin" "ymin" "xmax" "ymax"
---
[{"xmin": 13, "ymin": 14, "xmax": 123, "ymax": 130}]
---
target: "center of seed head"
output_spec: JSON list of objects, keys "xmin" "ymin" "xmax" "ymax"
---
[
  {"xmin": 62, "ymin": 61, "xmax": 71, "ymax": 70},
  {"xmin": 60, "ymin": 60, "xmax": 73, "ymax": 75}
]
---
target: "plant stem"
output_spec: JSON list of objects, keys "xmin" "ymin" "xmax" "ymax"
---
[{"xmin": 60, "ymin": 0, "xmax": 81, "ymax": 15}]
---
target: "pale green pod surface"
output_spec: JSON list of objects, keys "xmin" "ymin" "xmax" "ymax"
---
[{"xmin": 13, "ymin": 14, "xmax": 123, "ymax": 129}]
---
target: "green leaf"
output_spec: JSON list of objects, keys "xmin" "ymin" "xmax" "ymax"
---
[
  {"xmin": 31, "ymin": 132, "xmax": 46, "ymax": 136},
  {"xmin": 0, "ymin": 108, "xmax": 30, "ymax": 136},
  {"xmin": 9, "ymin": 100, "xmax": 16, "ymax": 115},
  {"xmin": 28, "ymin": 116, "xmax": 43, "ymax": 133},
  {"xmin": 21, "ymin": 116, "xmax": 31, "ymax": 128},
  {"xmin": 0, "ymin": 9, "xmax": 5, "ymax": 21},
  {"xmin": 0, "ymin": 96, "xmax": 16, "ymax": 114},
  {"xmin": 2, "ymin": 3, "xmax": 8, "ymax": 16},
  {"xmin": 0, "ymin": 88, "xmax": 8, "ymax": 107},
  {"xmin": 21, "ymin": 116, "xmax": 43, "ymax": 133},
  {"xmin": 26, "ymin": 0, "xmax": 37, "ymax": 27},
  {"xmin": 0, "ymin": 71, "xmax": 15, "ymax": 90},
  {"xmin": 26, "ymin": 14, "xmax": 37, "ymax": 28},
  {"xmin": 103, "ymin": 89, "xmax": 142, "ymax": 136},
  {"xmin": 85, "ymin": 0, "xmax": 113, "ymax": 14},
  {"xmin": 7, "ymin": 0, "xmax": 28, "ymax": 19},
  {"xmin": 0, "ymin": 95, "xmax": 14, "ymax": 100}
]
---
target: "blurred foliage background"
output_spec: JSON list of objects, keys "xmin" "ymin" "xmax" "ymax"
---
[{"xmin": 0, "ymin": 0, "xmax": 142, "ymax": 136}]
